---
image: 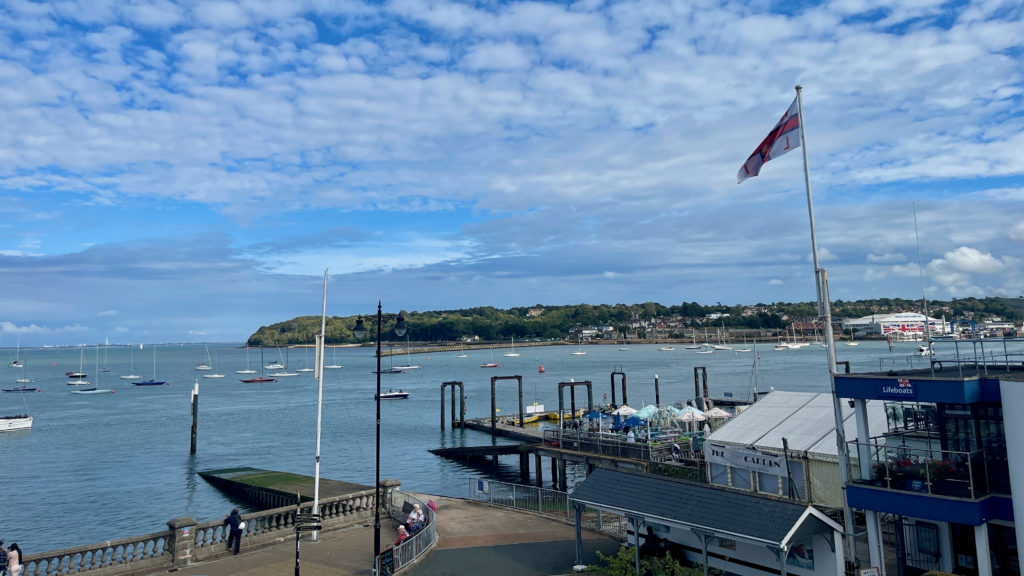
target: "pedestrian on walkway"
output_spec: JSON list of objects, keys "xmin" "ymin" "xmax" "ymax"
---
[
  {"xmin": 223, "ymin": 508, "xmax": 244, "ymax": 555},
  {"xmin": 6, "ymin": 543, "xmax": 22, "ymax": 576}
]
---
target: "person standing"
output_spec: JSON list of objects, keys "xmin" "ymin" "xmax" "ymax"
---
[
  {"xmin": 6, "ymin": 543, "xmax": 22, "ymax": 576},
  {"xmin": 223, "ymin": 508, "xmax": 244, "ymax": 555},
  {"xmin": 0, "ymin": 540, "xmax": 8, "ymax": 576}
]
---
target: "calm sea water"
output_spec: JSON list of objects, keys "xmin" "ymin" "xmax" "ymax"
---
[{"xmin": 2, "ymin": 338, "xmax": 1013, "ymax": 553}]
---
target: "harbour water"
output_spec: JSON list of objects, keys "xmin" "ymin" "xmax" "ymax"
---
[{"xmin": 0, "ymin": 338, "xmax": 1004, "ymax": 553}]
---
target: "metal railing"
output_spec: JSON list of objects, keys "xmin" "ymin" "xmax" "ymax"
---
[
  {"xmin": 467, "ymin": 477, "xmax": 627, "ymax": 538},
  {"xmin": 377, "ymin": 490, "xmax": 437, "ymax": 574},
  {"xmin": 542, "ymin": 429, "xmax": 704, "ymax": 463},
  {"xmin": 847, "ymin": 440, "xmax": 1009, "ymax": 499}
]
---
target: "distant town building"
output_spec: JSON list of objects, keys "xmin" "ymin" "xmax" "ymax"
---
[{"xmin": 843, "ymin": 312, "xmax": 951, "ymax": 339}]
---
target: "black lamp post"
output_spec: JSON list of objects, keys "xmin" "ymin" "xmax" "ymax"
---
[{"xmin": 353, "ymin": 303, "xmax": 406, "ymax": 574}]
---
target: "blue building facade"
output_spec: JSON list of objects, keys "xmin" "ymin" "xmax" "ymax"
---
[{"xmin": 834, "ymin": 339, "xmax": 1022, "ymax": 575}]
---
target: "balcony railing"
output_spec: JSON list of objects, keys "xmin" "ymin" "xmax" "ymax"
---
[{"xmin": 846, "ymin": 440, "xmax": 1009, "ymax": 499}]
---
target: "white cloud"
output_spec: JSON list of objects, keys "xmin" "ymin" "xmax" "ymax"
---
[
  {"xmin": 192, "ymin": 1, "xmax": 250, "ymax": 28},
  {"xmin": 1, "ymin": 0, "xmax": 1023, "ymax": 345},
  {"xmin": 867, "ymin": 252, "xmax": 907, "ymax": 264},
  {"xmin": 462, "ymin": 42, "xmax": 532, "ymax": 71},
  {"xmin": 1010, "ymin": 221, "xmax": 1024, "ymax": 241},
  {"xmin": 863, "ymin": 267, "xmax": 888, "ymax": 282},
  {"xmin": 935, "ymin": 246, "xmax": 1004, "ymax": 274}
]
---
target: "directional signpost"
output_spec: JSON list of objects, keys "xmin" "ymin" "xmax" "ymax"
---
[{"xmin": 293, "ymin": 498, "xmax": 322, "ymax": 576}]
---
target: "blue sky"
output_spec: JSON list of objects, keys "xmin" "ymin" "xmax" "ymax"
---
[{"xmin": 1, "ymin": 0, "xmax": 1022, "ymax": 347}]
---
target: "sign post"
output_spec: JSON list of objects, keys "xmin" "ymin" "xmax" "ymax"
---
[{"xmin": 293, "ymin": 503, "xmax": 321, "ymax": 576}]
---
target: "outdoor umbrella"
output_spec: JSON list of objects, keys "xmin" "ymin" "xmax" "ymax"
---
[
  {"xmin": 611, "ymin": 405, "xmax": 637, "ymax": 417},
  {"xmin": 584, "ymin": 410, "xmax": 604, "ymax": 419},
  {"xmin": 635, "ymin": 405, "xmax": 659, "ymax": 419},
  {"xmin": 623, "ymin": 415, "xmax": 646, "ymax": 427},
  {"xmin": 703, "ymin": 407, "xmax": 732, "ymax": 419},
  {"xmin": 676, "ymin": 407, "xmax": 707, "ymax": 431}
]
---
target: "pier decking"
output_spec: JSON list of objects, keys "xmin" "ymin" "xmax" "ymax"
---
[{"xmin": 199, "ymin": 467, "xmax": 373, "ymax": 509}]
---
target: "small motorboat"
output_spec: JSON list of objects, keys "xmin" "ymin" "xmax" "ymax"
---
[
  {"xmin": 378, "ymin": 389, "xmax": 410, "ymax": 400},
  {"xmin": 1, "ymin": 414, "xmax": 32, "ymax": 432},
  {"xmin": 240, "ymin": 377, "xmax": 278, "ymax": 383},
  {"xmin": 480, "ymin": 363, "xmax": 500, "ymax": 368}
]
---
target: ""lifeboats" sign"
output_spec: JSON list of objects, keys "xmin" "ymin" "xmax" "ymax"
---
[{"xmin": 878, "ymin": 378, "xmax": 916, "ymax": 400}]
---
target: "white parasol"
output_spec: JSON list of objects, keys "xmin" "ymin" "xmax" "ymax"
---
[
  {"xmin": 611, "ymin": 404, "xmax": 637, "ymax": 417},
  {"xmin": 703, "ymin": 407, "xmax": 733, "ymax": 419}
]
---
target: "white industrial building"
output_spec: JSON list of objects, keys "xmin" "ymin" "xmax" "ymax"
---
[
  {"xmin": 704, "ymin": 390, "xmax": 888, "ymax": 509},
  {"xmin": 843, "ymin": 312, "xmax": 951, "ymax": 339}
]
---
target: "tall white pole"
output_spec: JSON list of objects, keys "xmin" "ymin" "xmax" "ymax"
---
[
  {"xmin": 795, "ymin": 85, "xmax": 856, "ymax": 567},
  {"xmin": 312, "ymin": 268, "xmax": 328, "ymax": 541}
]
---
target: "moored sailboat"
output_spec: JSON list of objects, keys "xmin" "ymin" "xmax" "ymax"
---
[
  {"xmin": 241, "ymin": 347, "xmax": 277, "ymax": 382},
  {"xmin": 133, "ymin": 344, "xmax": 168, "ymax": 386},
  {"xmin": 236, "ymin": 343, "xmax": 257, "ymax": 374}
]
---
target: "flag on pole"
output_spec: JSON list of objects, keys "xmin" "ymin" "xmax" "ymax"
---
[{"xmin": 737, "ymin": 97, "xmax": 800, "ymax": 183}]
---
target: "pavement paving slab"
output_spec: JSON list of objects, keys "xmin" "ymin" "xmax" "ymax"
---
[{"xmin": 142, "ymin": 495, "xmax": 621, "ymax": 576}]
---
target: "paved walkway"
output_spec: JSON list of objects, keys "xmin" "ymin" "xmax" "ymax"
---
[{"xmin": 143, "ymin": 496, "xmax": 621, "ymax": 576}]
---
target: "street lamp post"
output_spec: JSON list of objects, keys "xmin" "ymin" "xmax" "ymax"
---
[{"xmin": 353, "ymin": 303, "xmax": 406, "ymax": 574}]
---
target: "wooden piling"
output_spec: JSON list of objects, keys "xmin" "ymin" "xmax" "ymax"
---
[{"xmin": 190, "ymin": 380, "xmax": 199, "ymax": 454}]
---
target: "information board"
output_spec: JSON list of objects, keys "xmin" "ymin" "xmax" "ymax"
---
[{"xmin": 379, "ymin": 547, "xmax": 394, "ymax": 576}]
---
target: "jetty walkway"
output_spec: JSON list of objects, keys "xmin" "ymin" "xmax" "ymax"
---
[{"xmin": 138, "ymin": 495, "xmax": 620, "ymax": 576}]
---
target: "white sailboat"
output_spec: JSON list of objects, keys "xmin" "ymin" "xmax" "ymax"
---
[
  {"xmin": 72, "ymin": 345, "xmax": 113, "ymax": 394},
  {"xmin": 736, "ymin": 335, "xmax": 752, "ymax": 353},
  {"xmin": 324, "ymin": 346, "xmax": 343, "ymax": 369},
  {"xmin": 712, "ymin": 323, "xmax": 732, "ymax": 350},
  {"xmin": 571, "ymin": 337, "xmax": 587, "ymax": 355},
  {"xmin": 67, "ymin": 347, "xmax": 90, "ymax": 385},
  {"xmin": 9, "ymin": 333, "xmax": 23, "ymax": 367},
  {"xmin": 392, "ymin": 335, "xmax": 420, "ymax": 370},
  {"xmin": 296, "ymin": 346, "xmax": 315, "ymax": 372},
  {"xmin": 264, "ymin": 347, "xmax": 285, "ymax": 370},
  {"xmin": 100, "ymin": 339, "xmax": 111, "ymax": 372},
  {"xmin": 195, "ymin": 344, "xmax": 213, "ymax": 371},
  {"xmin": 14, "ymin": 351, "xmax": 33, "ymax": 384},
  {"xmin": 480, "ymin": 348, "xmax": 500, "ymax": 368},
  {"xmin": 202, "ymin": 347, "xmax": 225, "ymax": 378},
  {"xmin": 121, "ymin": 346, "xmax": 142, "ymax": 379},
  {"xmin": 236, "ymin": 343, "xmax": 258, "ymax": 374},
  {"xmin": 844, "ymin": 327, "xmax": 859, "ymax": 346},
  {"xmin": 685, "ymin": 332, "xmax": 701, "ymax": 350},
  {"xmin": 504, "ymin": 337, "xmax": 520, "ymax": 357}
]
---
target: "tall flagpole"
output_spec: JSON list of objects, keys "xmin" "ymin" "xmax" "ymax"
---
[
  {"xmin": 795, "ymin": 85, "xmax": 856, "ymax": 567},
  {"xmin": 312, "ymin": 268, "xmax": 328, "ymax": 542}
]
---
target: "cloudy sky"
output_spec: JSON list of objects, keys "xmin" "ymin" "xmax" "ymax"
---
[{"xmin": 1, "ymin": 0, "xmax": 1022, "ymax": 346}]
